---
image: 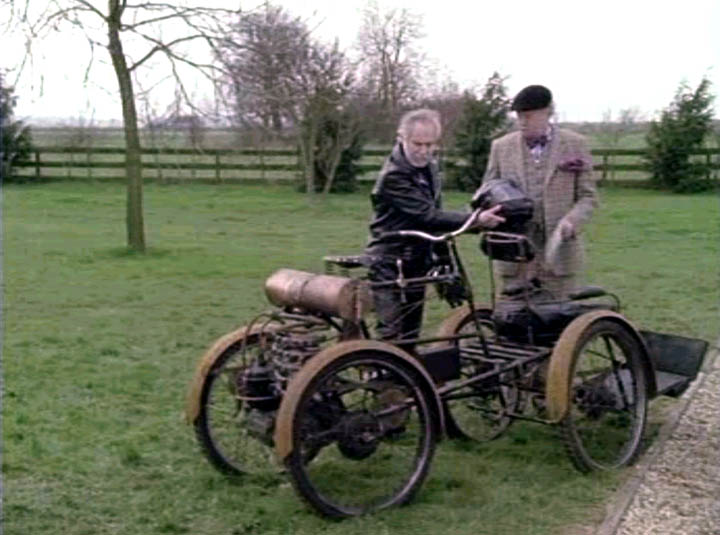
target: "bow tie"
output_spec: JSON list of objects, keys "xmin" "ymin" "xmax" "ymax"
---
[{"xmin": 526, "ymin": 135, "xmax": 548, "ymax": 149}]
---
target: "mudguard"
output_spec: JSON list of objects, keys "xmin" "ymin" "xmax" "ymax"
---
[
  {"xmin": 185, "ymin": 323, "xmax": 279, "ymax": 425},
  {"xmin": 432, "ymin": 304, "xmax": 492, "ymax": 346}
]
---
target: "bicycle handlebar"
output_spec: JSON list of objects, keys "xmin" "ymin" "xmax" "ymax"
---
[{"xmin": 378, "ymin": 208, "xmax": 482, "ymax": 243}]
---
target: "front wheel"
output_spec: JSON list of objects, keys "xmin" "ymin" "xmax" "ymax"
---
[
  {"xmin": 278, "ymin": 345, "xmax": 438, "ymax": 518},
  {"xmin": 559, "ymin": 318, "xmax": 648, "ymax": 472},
  {"xmin": 437, "ymin": 306, "xmax": 521, "ymax": 441}
]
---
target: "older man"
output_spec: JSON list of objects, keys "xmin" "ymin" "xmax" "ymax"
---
[
  {"xmin": 366, "ymin": 108, "xmax": 503, "ymax": 350},
  {"xmin": 483, "ymin": 85, "xmax": 598, "ymax": 299}
]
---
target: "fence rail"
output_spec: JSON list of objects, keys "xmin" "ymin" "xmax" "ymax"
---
[{"xmin": 13, "ymin": 146, "xmax": 720, "ymax": 185}]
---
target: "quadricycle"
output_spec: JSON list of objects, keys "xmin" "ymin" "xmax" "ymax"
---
[{"xmin": 185, "ymin": 201, "xmax": 707, "ymax": 518}]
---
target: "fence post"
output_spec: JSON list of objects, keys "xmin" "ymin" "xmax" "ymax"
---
[
  {"xmin": 259, "ymin": 145, "xmax": 266, "ymax": 182},
  {"xmin": 602, "ymin": 154, "xmax": 608, "ymax": 183},
  {"xmin": 707, "ymin": 152, "xmax": 712, "ymax": 180},
  {"xmin": 157, "ymin": 150, "xmax": 163, "ymax": 183},
  {"xmin": 35, "ymin": 150, "xmax": 41, "ymax": 180},
  {"xmin": 215, "ymin": 151, "xmax": 221, "ymax": 183}
]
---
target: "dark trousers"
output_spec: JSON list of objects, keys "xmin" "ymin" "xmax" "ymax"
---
[{"xmin": 369, "ymin": 255, "xmax": 429, "ymax": 353}]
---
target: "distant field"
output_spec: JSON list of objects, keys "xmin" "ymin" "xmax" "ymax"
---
[{"xmin": 28, "ymin": 124, "xmax": 652, "ymax": 151}]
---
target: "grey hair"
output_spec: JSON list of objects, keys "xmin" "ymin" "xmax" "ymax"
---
[{"xmin": 397, "ymin": 108, "xmax": 442, "ymax": 138}]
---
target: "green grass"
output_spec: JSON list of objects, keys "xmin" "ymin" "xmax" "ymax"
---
[{"xmin": 3, "ymin": 182, "xmax": 719, "ymax": 534}]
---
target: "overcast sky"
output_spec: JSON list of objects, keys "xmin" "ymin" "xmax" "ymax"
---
[{"xmin": 5, "ymin": 0, "xmax": 719, "ymax": 124}]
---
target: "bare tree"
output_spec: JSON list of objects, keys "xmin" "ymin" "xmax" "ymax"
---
[
  {"xmin": 215, "ymin": 4, "xmax": 311, "ymax": 136},
  {"xmin": 9, "ymin": 1, "xmax": 239, "ymax": 252},
  {"xmin": 417, "ymin": 80, "xmax": 464, "ymax": 146},
  {"xmin": 355, "ymin": 1, "xmax": 426, "ymax": 123},
  {"xmin": 293, "ymin": 40, "xmax": 361, "ymax": 196},
  {"xmin": 215, "ymin": 6, "xmax": 363, "ymax": 196}
]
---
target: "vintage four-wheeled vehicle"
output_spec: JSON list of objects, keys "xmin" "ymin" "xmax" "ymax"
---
[{"xmin": 185, "ymin": 205, "xmax": 707, "ymax": 518}]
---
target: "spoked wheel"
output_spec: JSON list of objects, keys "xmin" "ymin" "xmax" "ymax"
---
[
  {"xmin": 557, "ymin": 317, "xmax": 649, "ymax": 472},
  {"xmin": 276, "ymin": 343, "xmax": 438, "ymax": 518},
  {"xmin": 436, "ymin": 306, "xmax": 521, "ymax": 441},
  {"xmin": 193, "ymin": 332, "xmax": 279, "ymax": 476}
]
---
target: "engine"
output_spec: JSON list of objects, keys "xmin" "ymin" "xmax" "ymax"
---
[
  {"xmin": 270, "ymin": 330, "xmax": 325, "ymax": 383},
  {"xmin": 239, "ymin": 328, "xmax": 325, "ymax": 445}
]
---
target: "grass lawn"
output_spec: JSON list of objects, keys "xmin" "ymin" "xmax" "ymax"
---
[{"xmin": 3, "ymin": 182, "xmax": 718, "ymax": 535}]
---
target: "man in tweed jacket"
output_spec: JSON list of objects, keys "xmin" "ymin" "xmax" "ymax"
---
[{"xmin": 483, "ymin": 85, "xmax": 598, "ymax": 299}]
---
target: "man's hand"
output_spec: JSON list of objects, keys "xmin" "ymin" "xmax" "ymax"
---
[
  {"xmin": 557, "ymin": 218, "xmax": 576, "ymax": 240},
  {"xmin": 477, "ymin": 204, "xmax": 506, "ymax": 228}
]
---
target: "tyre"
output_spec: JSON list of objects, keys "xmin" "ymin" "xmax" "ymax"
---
[
  {"xmin": 437, "ymin": 307, "xmax": 521, "ymax": 441},
  {"xmin": 194, "ymin": 336, "xmax": 279, "ymax": 476},
  {"xmin": 282, "ymin": 348, "xmax": 437, "ymax": 517},
  {"xmin": 560, "ymin": 319, "xmax": 648, "ymax": 472}
]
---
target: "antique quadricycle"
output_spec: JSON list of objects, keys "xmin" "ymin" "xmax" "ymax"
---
[{"xmin": 185, "ymin": 200, "xmax": 707, "ymax": 518}]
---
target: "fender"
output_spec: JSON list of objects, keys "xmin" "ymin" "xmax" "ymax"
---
[
  {"xmin": 432, "ymin": 304, "xmax": 492, "ymax": 346},
  {"xmin": 273, "ymin": 339, "xmax": 445, "ymax": 462},
  {"xmin": 185, "ymin": 323, "xmax": 278, "ymax": 424},
  {"xmin": 545, "ymin": 310, "xmax": 656, "ymax": 423}
]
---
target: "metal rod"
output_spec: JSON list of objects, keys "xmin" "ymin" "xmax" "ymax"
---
[{"xmin": 437, "ymin": 352, "xmax": 549, "ymax": 396}]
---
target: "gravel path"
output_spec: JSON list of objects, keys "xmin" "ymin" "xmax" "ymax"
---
[{"xmin": 599, "ymin": 340, "xmax": 720, "ymax": 535}]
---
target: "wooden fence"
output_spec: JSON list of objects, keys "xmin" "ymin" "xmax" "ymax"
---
[{"xmin": 12, "ymin": 146, "xmax": 720, "ymax": 186}]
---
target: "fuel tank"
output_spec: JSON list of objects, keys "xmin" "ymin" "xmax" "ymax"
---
[{"xmin": 264, "ymin": 268, "xmax": 372, "ymax": 321}]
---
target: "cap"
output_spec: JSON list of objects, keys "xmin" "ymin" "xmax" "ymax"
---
[{"xmin": 511, "ymin": 85, "xmax": 552, "ymax": 111}]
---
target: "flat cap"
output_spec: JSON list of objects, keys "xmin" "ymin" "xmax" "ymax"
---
[{"xmin": 511, "ymin": 85, "xmax": 552, "ymax": 111}]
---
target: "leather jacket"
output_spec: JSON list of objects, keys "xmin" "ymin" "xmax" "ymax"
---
[{"xmin": 366, "ymin": 143, "xmax": 469, "ymax": 260}]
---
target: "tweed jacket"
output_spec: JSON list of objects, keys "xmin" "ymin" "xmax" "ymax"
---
[{"xmin": 483, "ymin": 127, "xmax": 598, "ymax": 277}]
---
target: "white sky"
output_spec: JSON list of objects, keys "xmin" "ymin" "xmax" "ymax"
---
[{"xmin": 4, "ymin": 0, "xmax": 719, "ymax": 123}]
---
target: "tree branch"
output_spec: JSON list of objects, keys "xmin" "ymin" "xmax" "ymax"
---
[
  {"xmin": 73, "ymin": 0, "xmax": 107, "ymax": 21},
  {"xmin": 129, "ymin": 33, "xmax": 208, "ymax": 71}
]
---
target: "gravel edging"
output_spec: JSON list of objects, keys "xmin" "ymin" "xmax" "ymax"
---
[{"xmin": 596, "ymin": 337, "xmax": 720, "ymax": 535}]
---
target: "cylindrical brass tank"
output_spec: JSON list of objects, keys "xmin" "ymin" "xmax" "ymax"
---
[{"xmin": 264, "ymin": 269, "xmax": 371, "ymax": 321}]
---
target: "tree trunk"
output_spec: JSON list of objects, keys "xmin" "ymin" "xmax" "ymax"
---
[
  {"xmin": 298, "ymin": 118, "xmax": 317, "ymax": 197},
  {"xmin": 321, "ymin": 130, "xmax": 344, "ymax": 196},
  {"xmin": 108, "ymin": 0, "xmax": 146, "ymax": 252}
]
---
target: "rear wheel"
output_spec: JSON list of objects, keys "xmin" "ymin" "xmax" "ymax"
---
[
  {"xmin": 282, "ymin": 349, "xmax": 437, "ymax": 517},
  {"xmin": 560, "ymin": 319, "xmax": 648, "ymax": 472},
  {"xmin": 194, "ymin": 336, "xmax": 278, "ymax": 476},
  {"xmin": 439, "ymin": 307, "xmax": 521, "ymax": 441}
]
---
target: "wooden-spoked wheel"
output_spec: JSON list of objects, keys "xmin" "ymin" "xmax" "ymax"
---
[
  {"xmin": 275, "ymin": 341, "xmax": 440, "ymax": 518},
  {"xmin": 435, "ymin": 306, "xmax": 522, "ymax": 441},
  {"xmin": 192, "ymin": 329, "xmax": 280, "ymax": 477},
  {"xmin": 549, "ymin": 314, "xmax": 649, "ymax": 472}
]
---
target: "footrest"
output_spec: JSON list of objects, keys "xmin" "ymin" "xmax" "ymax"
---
[
  {"xmin": 655, "ymin": 370, "xmax": 693, "ymax": 398},
  {"xmin": 568, "ymin": 286, "xmax": 607, "ymax": 300},
  {"xmin": 641, "ymin": 330, "xmax": 708, "ymax": 379},
  {"xmin": 323, "ymin": 255, "xmax": 378, "ymax": 273}
]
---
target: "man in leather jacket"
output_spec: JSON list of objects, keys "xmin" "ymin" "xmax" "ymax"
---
[{"xmin": 366, "ymin": 109, "xmax": 503, "ymax": 351}]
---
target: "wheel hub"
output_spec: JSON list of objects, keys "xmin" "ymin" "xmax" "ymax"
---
[{"xmin": 337, "ymin": 411, "xmax": 382, "ymax": 460}]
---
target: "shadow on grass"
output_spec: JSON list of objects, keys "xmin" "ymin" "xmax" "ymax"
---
[{"xmin": 98, "ymin": 246, "xmax": 206, "ymax": 260}]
